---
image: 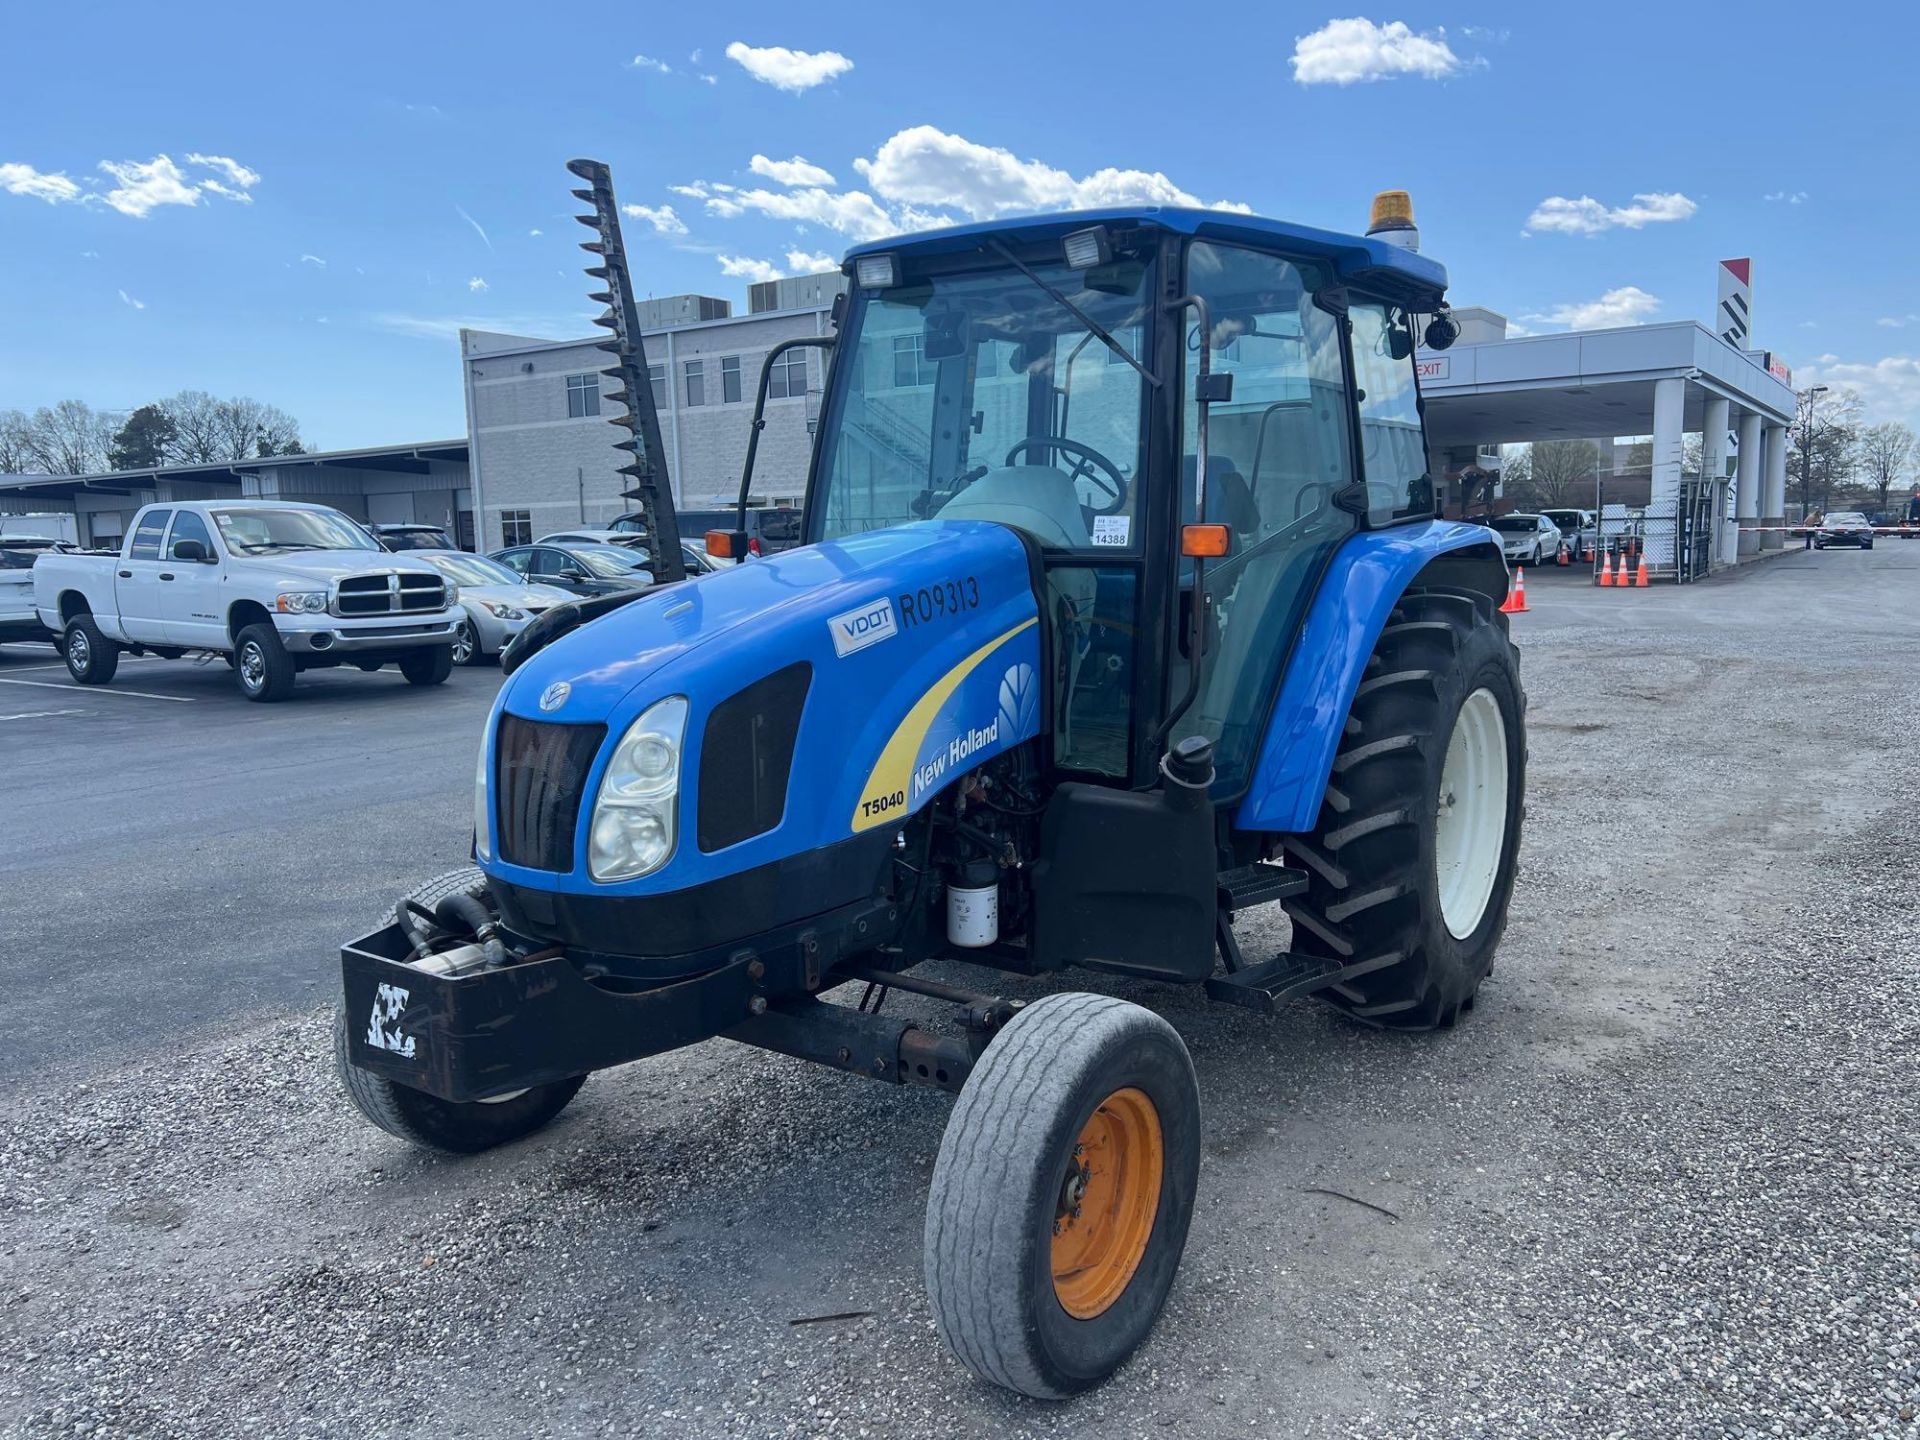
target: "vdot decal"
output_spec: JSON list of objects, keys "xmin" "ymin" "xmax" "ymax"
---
[
  {"xmin": 828, "ymin": 596, "xmax": 899, "ymax": 658},
  {"xmin": 851, "ymin": 619, "xmax": 1041, "ymax": 832},
  {"xmin": 365, "ymin": 982, "xmax": 416, "ymax": 1058}
]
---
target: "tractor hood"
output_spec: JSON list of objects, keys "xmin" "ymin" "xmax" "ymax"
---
[{"xmin": 482, "ymin": 520, "xmax": 1045, "ymax": 909}]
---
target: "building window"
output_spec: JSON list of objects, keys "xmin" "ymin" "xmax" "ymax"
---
[
  {"xmin": 769, "ymin": 349, "xmax": 809, "ymax": 399},
  {"xmin": 891, "ymin": 334, "xmax": 935, "ymax": 388},
  {"xmin": 685, "ymin": 359, "xmax": 705, "ymax": 407},
  {"xmin": 721, "ymin": 355, "xmax": 742, "ymax": 404},
  {"xmin": 566, "ymin": 373, "xmax": 600, "ymax": 418},
  {"xmin": 648, "ymin": 364, "xmax": 666, "ymax": 410},
  {"xmin": 500, "ymin": 509, "xmax": 532, "ymax": 547}
]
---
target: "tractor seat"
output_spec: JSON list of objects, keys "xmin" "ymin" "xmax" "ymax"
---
[{"xmin": 938, "ymin": 465, "xmax": 1094, "ymax": 550}]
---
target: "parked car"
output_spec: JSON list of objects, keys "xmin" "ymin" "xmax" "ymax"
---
[
  {"xmin": 413, "ymin": 551, "xmax": 572, "ymax": 665},
  {"xmin": 0, "ymin": 536, "xmax": 62, "ymax": 645},
  {"xmin": 490, "ymin": 542, "xmax": 655, "ymax": 597},
  {"xmin": 33, "ymin": 500, "xmax": 462, "ymax": 701},
  {"xmin": 1483, "ymin": 512, "xmax": 1563, "ymax": 565},
  {"xmin": 1537, "ymin": 508, "xmax": 1597, "ymax": 561},
  {"xmin": 1814, "ymin": 512, "xmax": 1874, "ymax": 550},
  {"xmin": 370, "ymin": 523, "xmax": 458, "ymax": 552},
  {"xmin": 536, "ymin": 530, "xmax": 726, "ymax": 575}
]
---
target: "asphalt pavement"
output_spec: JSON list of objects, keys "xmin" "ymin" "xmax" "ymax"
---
[{"xmin": 1, "ymin": 543, "xmax": 1914, "ymax": 1438}]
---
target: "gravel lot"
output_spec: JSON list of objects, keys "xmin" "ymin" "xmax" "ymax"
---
[{"xmin": 1, "ymin": 547, "xmax": 1914, "ymax": 1438}]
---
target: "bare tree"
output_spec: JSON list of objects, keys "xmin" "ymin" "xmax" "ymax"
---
[
  {"xmin": 158, "ymin": 391, "xmax": 304, "ymax": 462},
  {"xmin": 0, "ymin": 409, "xmax": 38, "ymax": 473},
  {"xmin": 21, "ymin": 400, "xmax": 118, "ymax": 475},
  {"xmin": 1508, "ymin": 439, "xmax": 1598, "ymax": 509},
  {"xmin": 160, "ymin": 390, "xmax": 228, "ymax": 464},
  {"xmin": 1857, "ymin": 421, "xmax": 1915, "ymax": 516},
  {"xmin": 1788, "ymin": 387, "xmax": 1860, "ymax": 515}
]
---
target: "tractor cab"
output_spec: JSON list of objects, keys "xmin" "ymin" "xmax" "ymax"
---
[{"xmin": 800, "ymin": 207, "xmax": 1455, "ymax": 800}]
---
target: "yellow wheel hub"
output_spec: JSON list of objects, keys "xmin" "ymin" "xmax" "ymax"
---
[{"xmin": 1050, "ymin": 1086, "xmax": 1163, "ymax": 1320}]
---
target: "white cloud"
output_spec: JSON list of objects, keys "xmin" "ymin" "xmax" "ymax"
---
[
  {"xmin": 468, "ymin": 276, "xmax": 488, "ymax": 292},
  {"xmin": 724, "ymin": 41, "xmax": 853, "ymax": 92},
  {"xmin": 1797, "ymin": 354, "xmax": 1920, "ymax": 428},
  {"xmin": 750, "ymin": 154, "xmax": 837, "ymax": 188},
  {"xmin": 79, "ymin": 249, "xmax": 99, "ymax": 258},
  {"xmin": 1875, "ymin": 314, "xmax": 1916, "ymax": 329},
  {"xmin": 703, "ymin": 185, "xmax": 902, "ymax": 241},
  {"xmin": 621, "ymin": 202, "xmax": 688, "ymax": 235},
  {"xmin": 300, "ymin": 253, "xmax": 327, "ymax": 268},
  {"xmin": 700, "ymin": 73, "xmax": 718, "ymax": 85},
  {"xmin": 118, "ymin": 289, "xmax": 145, "ymax": 310},
  {"xmin": 1524, "ymin": 191, "xmax": 1696, "ymax": 236},
  {"xmin": 853, "ymin": 124, "xmax": 1248, "ymax": 220},
  {"xmin": 689, "ymin": 49, "xmax": 702, "ymax": 63},
  {"xmin": 1, "ymin": 161, "xmax": 82, "ymax": 203},
  {"xmin": 184, "ymin": 153, "xmax": 261, "ymax": 190},
  {"xmin": 787, "ymin": 249, "xmax": 838, "ymax": 273},
  {"xmin": 1527, "ymin": 286, "xmax": 1662, "ymax": 330},
  {"xmin": 97, "ymin": 155, "xmax": 203, "ymax": 216},
  {"xmin": 1291, "ymin": 18, "xmax": 1463, "ymax": 85},
  {"xmin": 1764, "ymin": 190, "xmax": 1808, "ymax": 205},
  {"xmin": 717, "ymin": 254, "xmax": 786, "ymax": 284},
  {"xmin": 529, "ymin": 227, "xmax": 542, "ymax": 237},
  {"xmin": 456, "ymin": 204, "xmax": 493, "ymax": 250},
  {"xmin": 630, "ymin": 53, "xmax": 673, "ymax": 74}
]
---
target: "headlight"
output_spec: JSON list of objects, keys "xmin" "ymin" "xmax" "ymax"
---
[
  {"xmin": 588, "ymin": 696, "xmax": 688, "ymax": 882},
  {"xmin": 473, "ymin": 729, "xmax": 493, "ymax": 861},
  {"xmin": 444, "ymin": 583, "xmax": 460, "ymax": 605},
  {"xmin": 480, "ymin": 600, "xmax": 526, "ymax": 620},
  {"xmin": 274, "ymin": 591, "xmax": 328, "ymax": 614}
]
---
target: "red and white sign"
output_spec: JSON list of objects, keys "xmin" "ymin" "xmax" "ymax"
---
[
  {"xmin": 1416, "ymin": 356, "xmax": 1451, "ymax": 382},
  {"xmin": 1717, "ymin": 258, "xmax": 1752, "ymax": 348}
]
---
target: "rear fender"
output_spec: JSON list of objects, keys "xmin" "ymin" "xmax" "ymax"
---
[{"xmin": 1232, "ymin": 522, "xmax": 1503, "ymax": 834}]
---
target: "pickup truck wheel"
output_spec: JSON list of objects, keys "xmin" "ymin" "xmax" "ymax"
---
[
  {"xmin": 334, "ymin": 867, "xmax": 587, "ymax": 1153},
  {"xmin": 924, "ymin": 993, "xmax": 1200, "ymax": 1399},
  {"xmin": 63, "ymin": 617, "xmax": 120, "ymax": 685},
  {"xmin": 234, "ymin": 624, "xmax": 296, "ymax": 702},
  {"xmin": 400, "ymin": 645, "xmax": 454, "ymax": 686}
]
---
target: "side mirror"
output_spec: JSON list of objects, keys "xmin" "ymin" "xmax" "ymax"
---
[
  {"xmin": 171, "ymin": 538, "xmax": 210, "ymax": 563},
  {"xmin": 558, "ymin": 567, "xmax": 588, "ymax": 583}
]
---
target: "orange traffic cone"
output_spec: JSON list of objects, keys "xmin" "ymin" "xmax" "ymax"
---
[
  {"xmin": 1499, "ymin": 566, "xmax": 1529, "ymax": 613},
  {"xmin": 1634, "ymin": 554, "xmax": 1650, "ymax": 587},
  {"xmin": 1597, "ymin": 550, "xmax": 1613, "ymax": 587},
  {"xmin": 1614, "ymin": 553, "xmax": 1629, "ymax": 587},
  {"xmin": 1557, "ymin": 542, "xmax": 1570, "ymax": 567}
]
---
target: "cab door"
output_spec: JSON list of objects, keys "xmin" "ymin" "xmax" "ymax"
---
[
  {"xmin": 116, "ymin": 509, "xmax": 174, "ymax": 645},
  {"xmin": 157, "ymin": 510, "xmax": 226, "ymax": 648}
]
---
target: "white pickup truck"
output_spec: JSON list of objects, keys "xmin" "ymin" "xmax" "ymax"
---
[{"xmin": 34, "ymin": 499, "xmax": 464, "ymax": 701}]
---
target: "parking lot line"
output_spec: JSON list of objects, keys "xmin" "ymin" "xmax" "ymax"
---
[
  {"xmin": 0, "ymin": 656, "xmax": 160, "ymax": 673},
  {"xmin": 0, "ymin": 677, "xmax": 193, "ymax": 702},
  {"xmin": 0, "ymin": 707, "xmax": 88, "ymax": 722}
]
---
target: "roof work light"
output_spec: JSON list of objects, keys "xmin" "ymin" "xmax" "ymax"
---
[
  {"xmin": 854, "ymin": 253, "xmax": 899, "ymax": 289},
  {"xmin": 1062, "ymin": 226, "xmax": 1113, "ymax": 270}
]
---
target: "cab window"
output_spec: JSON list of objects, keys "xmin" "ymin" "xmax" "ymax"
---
[
  {"xmin": 1349, "ymin": 303, "xmax": 1433, "ymax": 524},
  {"xmin": 128, "ymin": 510, "xmax": 173, "ymax": 560},
  {"xmin": 165, "ymin": 510, "xmax": 215, "ymax": 558}
]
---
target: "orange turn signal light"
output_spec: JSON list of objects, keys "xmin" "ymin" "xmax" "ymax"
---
[
  {"xmin": 704, "ymin": 528, "xmax": 741, "ymax": 559},
  {"xmin": 1182, "ymin": 523, "xmax": 1231, "ymax": 558}
]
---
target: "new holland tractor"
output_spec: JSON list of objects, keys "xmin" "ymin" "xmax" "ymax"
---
[{"xmin": 335, "ymin": 164, "xmax": 1524, "ymax": 1399}]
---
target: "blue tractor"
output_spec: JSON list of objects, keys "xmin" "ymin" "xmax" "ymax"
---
[{"xmin": 336, "ymin": 170, "xmax": 1523, "ymax": 1398}]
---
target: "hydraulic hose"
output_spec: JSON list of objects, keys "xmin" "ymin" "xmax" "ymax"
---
[{"xmin": 434, "ymin": 893, "xmax": 507, "ymax": 969}]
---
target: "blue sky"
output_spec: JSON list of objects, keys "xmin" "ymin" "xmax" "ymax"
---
[{"xmin": 4, "ymin": 1, "xmax": 1916, "ymax": 449}]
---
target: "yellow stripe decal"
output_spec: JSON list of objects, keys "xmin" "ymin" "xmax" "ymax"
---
[{"xmin": 850, "ymin": 617, "xmax": 1038, "ymax": 832}]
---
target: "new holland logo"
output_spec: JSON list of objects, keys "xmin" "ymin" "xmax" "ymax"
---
[
  {"xmin": 539, "ymin": 680, "xmax": 572, "ymax": 712},
  {"xmin": 827, "ymin": 596, "xmax": 898, "ymax": 658}
]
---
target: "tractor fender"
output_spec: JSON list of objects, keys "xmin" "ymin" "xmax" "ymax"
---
[{"xmin": 1232, "ymin": 520, "xmax": 1504, "ymax": 834}]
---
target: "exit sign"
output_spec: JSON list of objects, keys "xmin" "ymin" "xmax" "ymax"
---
[{"xmin": 1416, "ymin": 356, "xmax": 1451, "ymax": 382}]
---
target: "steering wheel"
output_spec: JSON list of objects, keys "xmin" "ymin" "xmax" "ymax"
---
[{"xmin": 1005, "ymin": 436, "xmax": 1129, "ymax": 517}]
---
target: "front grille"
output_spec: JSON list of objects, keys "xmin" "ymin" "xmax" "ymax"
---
[
  {"xmin": 496, "ymin": 714, "xmax": 607, "ymax": 872},
  {"xmin": 334, "ymin": 572, "xmax": 447, "ymax": 617},
  {"xmin": 699, "ymin": 662, "xmax": 811, "ymax": 852}
]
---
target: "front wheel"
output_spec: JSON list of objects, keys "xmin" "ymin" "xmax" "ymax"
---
[
  {"xmin": 450, "ymin": 617, "xmax": 485, "ymax": 666},
  {"xmin": 925, "ymin": 992, "xmax": 1200, "ymax": 1399},
  {"xmin": 1284, "ymin": 586, "xmax": 1526, "ymax": 1029},
  {"xmin": 399, "ymin": 644, "xmax": 454, "ymax": 686},
  {"xmin": 234, "ymin": 623, "xmax": 296, "ymax": 702}
]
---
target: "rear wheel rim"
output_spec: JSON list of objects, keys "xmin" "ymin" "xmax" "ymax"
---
[
  {"xmin": 451, "ymin": 620, "xmax": 475, "ymax": 664},
  {"xmin": 1436, "ymin": 686, "xmax": 1509, "ymax": 940},
  {"xmin": 68, "ymin": 628, "xmax": 90, "ymax": 670},
  {"xmin": 1051, "ymin": 1086, "xmax": 1163, "ymax": 1320}
]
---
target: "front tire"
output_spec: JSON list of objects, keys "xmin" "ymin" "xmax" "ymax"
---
[
  {"xmin": 450, "ymin": 617, "xmax": 485, "ymax": 666},
  {"xmin": 925, "ymin": 993, "xmax": 1201, "ymax": 1399},
  {"xmin": 1283, "ymin": 586, "xmax": 1526, "ymax": 1029},
  {"xmin": 63, "ymin": 616, "xmax": 120, "ymax": 685},
  {"xmin": 234, "ymin": 623, "xmax": 296, "ymax": 702},
  {"xmin": 399, "ymin": 644, "xmax": 454, "ymax": 686},
  {"xmin": 334, "ymin": 866, "xmax": 586, "ymax": 1153}
]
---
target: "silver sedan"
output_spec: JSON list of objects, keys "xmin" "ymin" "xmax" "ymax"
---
[{"xmin": 414, "ymin": 551, "xmax": 574, "ymax": 664}]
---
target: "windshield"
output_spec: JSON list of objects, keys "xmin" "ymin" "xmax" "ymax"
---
[
  {"xmin": 1826, "ymin": 513, "xmax": 1867, "ymax": 524},
  {"xmin": 420, "ymin": 553, "xmax": 521, "ymax": 587},
  {"xmin": 211, "ymin": 507, "xmax": 379, "ymax": 555},
  {"xmin": 570, "ymin": 544, "xmax": 652, "ymax": 578},
  {"xmin": 381, "ymin": 528, "xmax": 451, "ymax": 550},
  {"xmin": 1490, "ymin": 516, "xmax": 1541, "ymax": 533},
  {"xmin": 815, "ymin": 255, "xmax": 1154, "ymax": 552}
]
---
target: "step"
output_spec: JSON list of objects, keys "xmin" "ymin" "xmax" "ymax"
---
[
  {"xmin": 1205, "ymin": 952, "xmax": 1349, "ymax": 1014},
  {"xmin": 1217, "ymin": 862, "xmax": 1308, "ymax": 914}
]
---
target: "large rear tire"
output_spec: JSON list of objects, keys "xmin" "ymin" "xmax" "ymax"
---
[
  {"xmin": 399, "ymin": 644, "xmax": 454, "ymax": 687},
  {"xmin": 334, "ymin": 866, "xmax": 585, "ymax": 1153},
  {"xmin": 1283, "ymin": 586, "xmax": 1526, "ymax": 1030},
  {"xmin": 924, "ymin": 992, "xmax": 1200, "ymax": 1399},
  {"xmin": 63, "ymin": 616, "xmax": 119, "ymax": 685}
]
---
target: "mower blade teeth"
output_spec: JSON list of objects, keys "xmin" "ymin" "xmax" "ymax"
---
[
  {"xmin": 584, "ymin": 265, "xmax": 610, "ymax": 280},
  {"xmin": 564, "ymin": 158, "xmax": 603, "ymax": 181},
  {"xmin": 616, "ymin": 464, "xmax": 648, "ymax": 480},
  {"xmin": 570, "ymin": 187, "xmax": 596, "ymax": 202},
  {"xmin": 579, "ymin": 240, "xmax": 607, "ymax": 254},
  {"xmin": 573, "ymin": 212, "xmax": 602, "ymax": 229},
  {"xmin": 599, "ymin": 366, "xmax": 625, "ymax": 380},
  {"xmin": 604, "ymin": 389, "xmax": 630, "ymax": 406},
  {"xmin": 612, "ymin": 437, "xmax": 640, "ymax": 454},
  {"xmin": 591, "ymin": 309, "xmax": 620, "ymax": 330},
  {"xmin": 587, "ymin": 290, "xmax": 614, "ymax": 305},
  {"xmin": 594, "ymin": 340, "xmax": 621, "ymax": 355},
  {"xmin": 607, "ymin": 413, "xmax": 637, "ymax": 430}
]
